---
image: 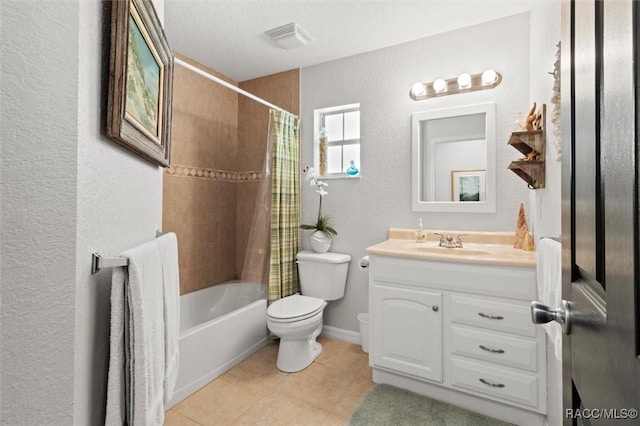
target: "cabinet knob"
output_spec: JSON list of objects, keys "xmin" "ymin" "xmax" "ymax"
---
[{"xmin": 432, "ymin": 305, "xmax": 439, "ymax": 312}]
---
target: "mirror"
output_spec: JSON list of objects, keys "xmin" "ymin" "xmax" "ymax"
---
[{"xmin": 411, "ymin": 102, "xmax": 496, "ymax": 213}]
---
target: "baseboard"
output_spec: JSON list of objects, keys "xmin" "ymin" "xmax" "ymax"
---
[{"xmin": 321, "ymin": 325, "xmax": 361, "ymax": 345}]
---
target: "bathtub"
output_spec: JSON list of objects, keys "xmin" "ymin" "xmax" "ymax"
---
[{"xmin": 166, "ymin": 281, "xmax": 269, "ymax": 408}]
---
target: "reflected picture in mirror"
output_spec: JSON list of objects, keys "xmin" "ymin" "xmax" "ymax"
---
[{"xmin": 451, "ymin": 169, "xmax": 486, "ymax": 201}]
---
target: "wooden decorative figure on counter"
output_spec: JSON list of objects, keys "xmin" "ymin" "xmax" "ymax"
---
[{"xmin": 513, "ymin": 202, "xmax": 534, "ymax": 250}]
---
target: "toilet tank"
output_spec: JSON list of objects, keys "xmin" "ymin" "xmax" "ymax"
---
[{"xmin": 297, "ymin": 251, "xmax": 351, "ymax": 301}]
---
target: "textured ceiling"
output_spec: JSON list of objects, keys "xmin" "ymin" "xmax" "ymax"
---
[{"xmin": 164, "ymin": 0, "xmax": 533, "ymax": 82}]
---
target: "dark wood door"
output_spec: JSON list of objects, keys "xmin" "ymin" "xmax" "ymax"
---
[{"xmin": 561, "ymin": 0, "xmax": 640, "ymax": 424}]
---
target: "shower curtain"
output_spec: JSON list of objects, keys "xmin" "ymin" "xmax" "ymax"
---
[
  {"xmin": 240, "ymin": 109, "xmax": 300, "ymax": 301},
  {"xmin": 267, "ymin": 110, "xmax": 300, "ymax": 301}
]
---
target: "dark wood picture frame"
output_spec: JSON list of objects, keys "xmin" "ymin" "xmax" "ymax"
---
[{"xmin": 107, "ymin": 0, "xmax": 173, "ymax": 167}]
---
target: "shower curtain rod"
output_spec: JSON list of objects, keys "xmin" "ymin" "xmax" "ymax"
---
[{"xmin": 174, "ymin": 57, "xmax": 294, "ymax": 116}]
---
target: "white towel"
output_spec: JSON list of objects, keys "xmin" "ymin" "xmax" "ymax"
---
[
  {"xmin": 105, "ymin": 265, "xmax": 128, "ymax": 426},
  {"xmin": 536, "ymin": 238, "xmax": 562, "ymax": 361},
  {"xmin": 106, "ymin": 236, "xmax": 177, "ymax": 426},
  {"xmin": 157, "ymin": 233, "xmax": 180, "ymax": 404}
]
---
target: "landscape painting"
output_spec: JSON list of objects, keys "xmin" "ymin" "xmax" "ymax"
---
[
  {"xmin": 106, "ymin": 0, "xmax": 173, "ymax": 167},
  {"xmin": 125, "ymin": 12, "xmax": 161, "ymax": 139},
  {"xmin": 452, "ymin": 169, "xmax": 486, "ymax": 202}
]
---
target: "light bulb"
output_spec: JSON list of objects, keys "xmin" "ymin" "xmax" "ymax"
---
[
  {"xmin": 432, "ymin": 79, "xmax": 446, "ymax": 92},
  {"xmin": 482, "ymin": 69, "xmax": 497, "ymax": 84},
  {"xmin": 411, "ymin": 82, "xmax": 426, "ymax": 97},
  {"xmin": 457, "ymin": 73, "xmax": 471, "ymax": 88}
]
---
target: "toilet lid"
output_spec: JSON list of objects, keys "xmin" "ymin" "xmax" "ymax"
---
[{"xmin": 267, "ymin": 294, "xmax": 325, "ymax": 320}]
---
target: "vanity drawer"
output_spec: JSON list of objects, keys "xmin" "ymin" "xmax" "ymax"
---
[
  {"xmin": 451, "ymin": 357, "xmax": 539, "ymax": 408},
  {"xmin": 450, "ymin": 325, "xmax": 538, "ymax": 372},
  {"xmin": 450, "ymin": 294, "xmax": 536, "ymax": 337}
]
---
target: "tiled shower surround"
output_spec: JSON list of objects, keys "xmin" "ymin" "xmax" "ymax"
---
[{"xmin": 163, "ymin": 54, "xmax": 300, "ymax": 295}]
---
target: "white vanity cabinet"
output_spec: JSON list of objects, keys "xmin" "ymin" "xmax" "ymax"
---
[
  {"xmin": 372, "ymin": 284, "xmax": 442, "ymax": 382},
  {"xmin": 369, "ymin": 254, "xmax": 547, "ymax": 426}
]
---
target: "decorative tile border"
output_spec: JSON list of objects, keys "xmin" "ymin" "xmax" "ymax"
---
[{"xmin": 165, "ymin": 165, "xmax": 265, "ymax": 182}]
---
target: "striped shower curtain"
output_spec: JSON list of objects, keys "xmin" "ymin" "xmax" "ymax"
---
[{"xmin": 268, "ymin": 109, "xmax": 300, "ymax": 301}]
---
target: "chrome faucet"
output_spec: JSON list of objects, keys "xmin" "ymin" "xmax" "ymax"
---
[
  {"xmin": 454, "ymin": 234, "xmax": 468, "ymax": 248},
  {"xmin": 433, "ymin": 233, "xmax": 467, "ymax": 248}
]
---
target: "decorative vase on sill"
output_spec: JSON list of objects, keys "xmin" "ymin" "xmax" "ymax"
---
[{"xmin": 310, "ymin": 230, "xmax": 332, "ymax": 253}]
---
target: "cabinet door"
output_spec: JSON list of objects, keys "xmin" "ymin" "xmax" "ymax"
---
[{"xmin": 372, "ymin": 283, "xmax": 442, "ymax": 382}]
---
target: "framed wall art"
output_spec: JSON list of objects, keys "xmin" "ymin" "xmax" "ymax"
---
[{"xmin": 107, "ymin": 0, "xmax": 173, "ymax": 167}]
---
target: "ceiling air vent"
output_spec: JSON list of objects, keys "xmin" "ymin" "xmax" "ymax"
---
[{"xmin": 265, "ymin": 22, "xmax": 314, "ymax": 50}]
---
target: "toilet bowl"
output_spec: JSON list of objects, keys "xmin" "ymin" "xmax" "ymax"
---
[
  {"xmin": 267, "ymin": 251, "xmax": 351, "ymax": 372},
  {"xmin": 267, "ymin": 294, "xmax": 327, "ymax": 372}
]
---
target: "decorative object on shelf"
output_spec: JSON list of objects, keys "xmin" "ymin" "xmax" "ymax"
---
[
  {"xmin": 513, "ymin": 202, "xmax": 534, "ymax": 250},
  {"xmin": 318, "ymin": 127, "xmax": 328, "ymax": 176},
  {"xmin": 301, "ymin": 167, "xmax": 337, "ymax": 253},
  {"xmin": 409, "ymin": 69, "xmax": 502, "ymax": 101},
  {"xmin": 508, "ymin": 104, "xmax": 546, "ymax": 189},
  {"xmin": 550, "ymin": 41, "xmax": 561, "ymax": 161},
  {"xmin": 525, "ymin": 102, "xmax": 540, "ymax": 131},
  {"xmin": 106, "ymin": 0, "xmax": 174, "ymax": 167},
  {"xmin": 346, "ymin": 160, "xmax": 359, "ymax": 177}
]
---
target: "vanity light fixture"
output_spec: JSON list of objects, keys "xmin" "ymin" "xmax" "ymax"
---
[
  {"xmin": 409, "ymin": 69, "xmax": 502, "ymax": 101},
  {"xmin": 410, "ymin": 82, "xmax": 427, "ymax": 97},
  {"xmin": 432, "ymin": 78, "xmax": 447, "ymax": 93},
  {"xmin": 457, "ymin": 73, "xmax": 471, "ymax": 88},
  {"xmin": 481, "ymin": 69, "xmax": 498, "ymax": 85}
]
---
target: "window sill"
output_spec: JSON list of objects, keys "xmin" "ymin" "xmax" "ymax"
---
[{"xmin": 316, "ymin": 174, "xmax": 361, "ymax": 180}]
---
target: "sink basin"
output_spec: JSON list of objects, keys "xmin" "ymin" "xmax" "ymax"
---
[{"xmin": 407, "ymin": 244, "xmax": 490, "ymax": 256}]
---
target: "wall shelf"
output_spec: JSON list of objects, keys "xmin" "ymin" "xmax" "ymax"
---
[{"xmin": 507, "ymin": 104, "xmax": 546, "ymax": 189}]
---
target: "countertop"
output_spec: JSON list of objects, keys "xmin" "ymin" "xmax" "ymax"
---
[{"xmin": 366, "ymin": 228, "xmax": 536, "ymax": 268}]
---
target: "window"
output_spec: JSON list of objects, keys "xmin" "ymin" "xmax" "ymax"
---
[{"xmin": 314, "ymin": 103, "xmax": 360, "ymax": 177}]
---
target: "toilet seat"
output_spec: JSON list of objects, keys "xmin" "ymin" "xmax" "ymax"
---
[{"xmin": 267, "ymin": 294, "xmax": 326, "ymax": 323}]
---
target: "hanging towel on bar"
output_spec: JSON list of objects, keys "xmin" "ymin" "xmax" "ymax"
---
[
  {"xmin": 536, "ymin": 237, "xmax": 562, "ymax": 361},
  {"xmin": 157, "ymin": 233, "xmax": 180, "ymax": 404},
  {"xmin": 105, "ymin": 233, "xmax": 180, "ymax": 426}
]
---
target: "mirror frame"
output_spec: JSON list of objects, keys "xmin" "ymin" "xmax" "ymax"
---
[{"xmin": 411, "ymin": 102, "xmax": 496, "ymax": 213}]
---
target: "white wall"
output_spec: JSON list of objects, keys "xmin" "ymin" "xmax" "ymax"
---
[
  {"xmin": 528, "ymin": 2, "xmax": 562, "ymax": 426},
  {"xmin": 301, "ymin": 14, "xmax": 532, "ymax": 332},
  {"xmin": 529, "ymin": 5, "xmax": 562, "ymax": 241},
  {"xmin": 1, "ymin": 0, "xmax": 164, "ymax": 424},
  {"xmin": 73, "ymin": 1, "xmax": 164, "ymax": 424},
  {"xmin": 1, "ymin": 1, "xmax": 79, "ymax": 423}
]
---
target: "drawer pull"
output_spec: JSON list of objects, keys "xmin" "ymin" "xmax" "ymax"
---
[
  {"xmin": 479, "ymin": 378, "xmax": 505, "ymax": 388},
  {"xmin": 478, "ymin": 312, "xmax": 504, "ymax": 320},
  {"xmin": 479, "ymin": 345, "xmax": 505, "ymax": 354}
]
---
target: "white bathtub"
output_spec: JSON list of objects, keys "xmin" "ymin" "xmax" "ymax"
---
[{"xmin": 166, "ymin": 281, "xmax": 269, "ymax": 408}]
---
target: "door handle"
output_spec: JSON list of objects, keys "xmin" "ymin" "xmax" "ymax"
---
[{"xmin": 530, "ymin": 300, "xmax": 571, "ymax": 335}]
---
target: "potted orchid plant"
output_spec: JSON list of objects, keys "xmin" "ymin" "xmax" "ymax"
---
[{"xmin": 300, "ymin": 167, "xmax": 337, "ymax": 253}]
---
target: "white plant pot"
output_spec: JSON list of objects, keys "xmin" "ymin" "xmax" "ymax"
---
[{"xmin": 310, "ymin": 230, "xmax": 332, "ymax": 253}]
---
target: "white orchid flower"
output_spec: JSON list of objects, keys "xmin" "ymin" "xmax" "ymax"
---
[
  {"xmin": 306, "ymin": 167, "xmax": 316, "ymax": 179},
  {"xmin": 301, "ymin": 165, "xmax": 337, "ymax": 237}
]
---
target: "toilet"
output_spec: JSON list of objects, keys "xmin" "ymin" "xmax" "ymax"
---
[{"xmin": 266, "ymin": 250, "xmax": 351, "ymax": 372}]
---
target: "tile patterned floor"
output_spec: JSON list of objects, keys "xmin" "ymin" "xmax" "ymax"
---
[{"xmin": 165, "ymin": 336, "xmax": 373, "ymax": 425}]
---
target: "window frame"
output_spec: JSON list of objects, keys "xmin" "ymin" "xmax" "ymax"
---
[{"xmin": 313, "ymin": 103, "xmax": 361, "ymax": 179}]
